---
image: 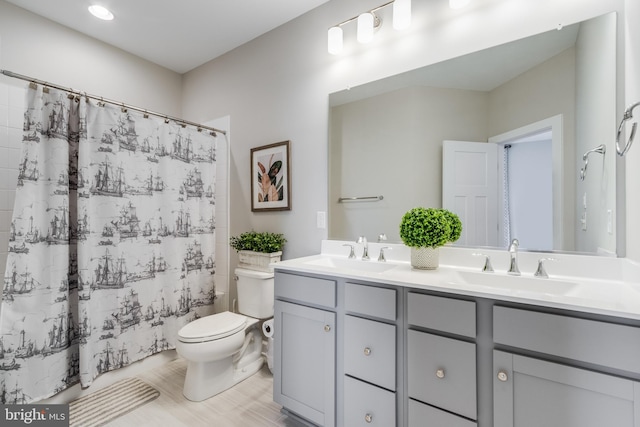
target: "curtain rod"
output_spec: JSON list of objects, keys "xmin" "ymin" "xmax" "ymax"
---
[{"xmin": 0, "ymin": 69, "xmax": 226, "ymax": 136}]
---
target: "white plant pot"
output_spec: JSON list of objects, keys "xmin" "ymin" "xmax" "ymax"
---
[
  {"xmin": 238, "ymin": 250, "xmax": 282, "ymax": 272},
  {"xmin": 410, "ymin": 247, "xmax": 440, "ymax": 270}
]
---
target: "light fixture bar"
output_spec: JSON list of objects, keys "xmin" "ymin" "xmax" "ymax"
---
[
  {"xmin": 331, "ymin": 0, "xmax": 394, "ymax": 28},
  {"xmin": 327, "ymin": 0, "xmax": 411, "ymax": 54}
]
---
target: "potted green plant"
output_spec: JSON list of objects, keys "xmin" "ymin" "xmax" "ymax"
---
[
  {"xmin": 230, "ymin": 231, "xmax": 286, "ymax": 272},
  {"xmin": 399, "ymin": 207, "xmax": 462, "ymax": 269}
]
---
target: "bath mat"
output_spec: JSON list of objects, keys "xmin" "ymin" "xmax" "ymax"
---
[{"xmin": 69, "ymin": 377, "xmax": 160, "ymax": 427}]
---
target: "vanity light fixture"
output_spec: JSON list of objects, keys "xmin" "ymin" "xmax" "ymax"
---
[
  {"xmin": 88, "ymin": 5, "xmax": 114, "ymax": 21},
  {"xmin": 393, "ymin": 0, "xmax": 412, "ymax": 30},
  {"xmin": 327, "ymin": 26, "xmax": 344, "ymax": 54},
  {"xmin": 357, "ymin": 12, "xmax": 377, "ymax": 44},
  {"xmin": 449, "ymin": 0, "xmax": 471, "ymax": 9},
  {"xmin": 327, "ymin": 0, "xmax": 411, "ymax": 55}
]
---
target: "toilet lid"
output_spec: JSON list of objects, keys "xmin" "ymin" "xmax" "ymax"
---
[{"xmin": 178, "ymin": 311, "xmax": 247, "ymax": 343}]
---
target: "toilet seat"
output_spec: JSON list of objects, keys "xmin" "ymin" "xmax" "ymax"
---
[{"xmin": 178, "ymin": 311, "xmax": 247, "ymax": 343}]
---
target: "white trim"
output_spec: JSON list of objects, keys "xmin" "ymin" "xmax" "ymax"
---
[{"xmin": 489, "ymin": 115, "xmax": 563, "ymax": 250}]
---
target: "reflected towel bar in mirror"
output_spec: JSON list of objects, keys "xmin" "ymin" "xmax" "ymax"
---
[{"xmin": 338, "ymin": 195, "xmax": 384, "ymax": 203}]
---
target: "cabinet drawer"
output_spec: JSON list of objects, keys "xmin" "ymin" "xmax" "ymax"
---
[
  {"xmin": 344, "ymin": 315, "xmax": 396, "ymax": 390},
  {"xmin": 344, "ymin": 376, "xmax": 396, "ymax": 427},
  {"xmin": 408, "ymin": 399, "xmax": 477, "ymax": 427},
  {"xmin": 345, "ymin": 282, "xmax": 396, "ymax": 321},
  {"xmin": 408, "ymin": 330, "xmax": 477, "ymax": 419},
  {"xmin": 408, "ymin": 292, "xmax": 476, "ymax": 338},
  {"xmin": 275, "ymin": 271, "xmax": 336, "ymax": 308},
  {"xmin": 494, "ymin": 306, "xmax": 640, "ymax": 374}
]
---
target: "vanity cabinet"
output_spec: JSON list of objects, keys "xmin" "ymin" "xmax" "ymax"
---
[
  {"xmin": 273, "ymin": 272, "xmax": 337, "ymax": 427},
  {"xmin": 274, "ymin": 266, "xmax": 640, "ymax": 427},
  {"xmin": 493, "ymin": 305, "xmax": 640, "ymax": 427},
  {"xmin": 344, "ymin": 371, "xmax": 396, "ymax": 426},
  {"xmin": 343, "ymin": 282, "xmax": 398, "ymax": 426},
  {"xmin": 407, "ymin": 292, "xmax": 478, "ymax": 426},
  {"xmin": 494, "ymin": 351, "xmax": 640, "ymax": 427}
]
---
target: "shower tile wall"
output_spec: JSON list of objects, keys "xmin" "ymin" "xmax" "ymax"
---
[{"xmin": 0, "ymin": 78, "xmax": 26, "ymax": 281}]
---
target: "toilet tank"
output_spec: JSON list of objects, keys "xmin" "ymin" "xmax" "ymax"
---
[{"xmin": 235, "ymin": 268, "xmax": 274, "ymax": 319}]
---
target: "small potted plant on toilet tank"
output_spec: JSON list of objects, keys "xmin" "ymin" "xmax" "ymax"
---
[
  {"xmin": 230, "ymin": 231, "xmax": 286, "ymax": 272},
  {"xmin": 399, "ymin": 207, "xmax": 462, "ymax": 270}
]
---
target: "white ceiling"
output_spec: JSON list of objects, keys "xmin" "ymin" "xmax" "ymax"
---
[{"xmin": 5, "ymin": 0, "xmax": 329, "ymax": 74}]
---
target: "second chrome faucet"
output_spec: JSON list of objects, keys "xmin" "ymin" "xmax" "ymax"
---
[{"xmin": 508, "ymin": 238, "xmax": 521, "ymax": 276}]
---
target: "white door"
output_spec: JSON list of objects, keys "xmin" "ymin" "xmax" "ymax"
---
[{"xmin": 442, "ymin": 140, "xmax": 498, "ymax": 247}]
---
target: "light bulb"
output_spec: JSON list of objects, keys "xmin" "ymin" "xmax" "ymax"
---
[
  {"xmin": 328, "ymin": 26, "xmax": 343, "ymax": 55},
  {"xmin": 449, "ymin": 0, "xmax": 470, "ymax": 9},
  {"xmin": 393, "ymin": 0, "xmax": 411, "ymax": 30},
  {"xmin": 357, "ymin": 12, "xmax": 375, "ymax": 44},
  {"xmin": 88, "ymin": 5, "xmax": 114, "ymax": 20}
]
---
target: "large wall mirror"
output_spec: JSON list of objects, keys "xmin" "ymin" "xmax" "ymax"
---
[{"xmin": 329, "ymin": 12, "xmax": 619, "ymax": 256}]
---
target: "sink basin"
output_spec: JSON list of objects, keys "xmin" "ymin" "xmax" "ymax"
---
[
  {"xmin": 304, "ymin": 257, "xmax": 398, "ymax": 273},
  {"xmin": 451, "ymin": 270, "xmax": 578, "ymax": 296}
]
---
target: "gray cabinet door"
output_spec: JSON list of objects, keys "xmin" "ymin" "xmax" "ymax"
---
[
  {"xmin": 494, "ymin": 350, "xmax": 640, "ymax": 427},
  {"xmin": 274, "ymin": 300, "xmax": 336, "ymax": 427}
]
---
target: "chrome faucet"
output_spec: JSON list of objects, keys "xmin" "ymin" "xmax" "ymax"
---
[
  {"xmin": 342, "ymin": 243, "xmax": 356, "ymax": 259},
  {"xmin": 534, "ymin": 257, "xmax": 557, "ymax": 278},
  {"xmin": 357, "ymin": 236, "xmax": 369, "ymax": 260},
  {"xmin": 508, "ymin": 238, "xmax": 521, "ymax": 276},
  {"xmin": 473, "ymin": 253, "xmax": 494, "ymax": 273},
  {"xmin": 378, "ymin": 246, "xmax": 391, "ymax": 262}
]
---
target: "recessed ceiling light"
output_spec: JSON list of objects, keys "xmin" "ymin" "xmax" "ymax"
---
[{"xmin": 88, "ymin": 5, "xmax": 114, "ymax": 21}]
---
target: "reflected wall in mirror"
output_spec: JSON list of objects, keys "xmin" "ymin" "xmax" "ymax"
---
[{"xmin": 328, "ymin": 12, "xmax": 617, "ymax": 255}]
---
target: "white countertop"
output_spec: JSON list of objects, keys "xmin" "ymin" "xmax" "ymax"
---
[{"xmin": 272, "ymin": 240, "xmax": 640, "ymax": 321}]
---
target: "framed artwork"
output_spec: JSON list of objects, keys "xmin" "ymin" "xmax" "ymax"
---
[{"xmin": 251, "ymin": 140, "xmax": 291, "ymax": 211}]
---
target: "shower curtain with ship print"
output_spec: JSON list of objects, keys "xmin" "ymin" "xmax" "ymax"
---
[{"xmin": 0, "ymin": 85, "xmax": 218, "ymax": 403}]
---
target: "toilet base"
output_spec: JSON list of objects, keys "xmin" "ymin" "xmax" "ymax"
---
[{"xmin": 182, "ymin": 327, "xmax": 264, "ymax": 402}]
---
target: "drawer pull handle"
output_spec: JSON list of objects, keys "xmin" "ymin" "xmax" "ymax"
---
[
  {"xmin": 365, "ymin": 413, "xmax": 373, "ymax": 423},
  {"xmin": 324, "ymin": 325, "xmax": 331, "ymax": 332},
  {"xmin": 436, "ymin": 368, "xmax": 445, "ymax": 379},
  {"xmin": 364, "ymin": 347, "xmax": 372, "ymax": 356},
  {"xmin": 497, "ymin": 370, "xmax": 509, "ymax": 382}
]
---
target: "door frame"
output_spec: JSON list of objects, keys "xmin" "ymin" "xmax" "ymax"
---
[{"xmin": 489, "ymin": 115, "xmax": 564, "ymax": 251}]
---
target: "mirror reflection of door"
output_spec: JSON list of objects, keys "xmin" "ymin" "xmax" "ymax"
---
[
  {"xmin": 443, "ymin": 116, "xmax": 561, "ymax": 251},
  {"xmin": 442, "ymin": 140, "xmax": 498, "ymax": 247}
]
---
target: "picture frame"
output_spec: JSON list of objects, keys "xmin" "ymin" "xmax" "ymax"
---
[{"xmin": 251, "ymin": 140, "xmax": 291, "ymax": 212}]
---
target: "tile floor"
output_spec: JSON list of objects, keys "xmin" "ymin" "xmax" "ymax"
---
[{"xmin": 104, "ymin": 358, "xmax": 302, "ymax": 427}]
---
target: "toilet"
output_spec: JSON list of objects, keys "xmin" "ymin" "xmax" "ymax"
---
[{"xmin": 176, "ymin": 268, "xmax": 274, "ymax": 401}]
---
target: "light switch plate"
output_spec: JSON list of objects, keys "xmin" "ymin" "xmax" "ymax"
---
[{"xmin": 317, "ymin": 211, "xmax": 326, "ymax": 229}]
